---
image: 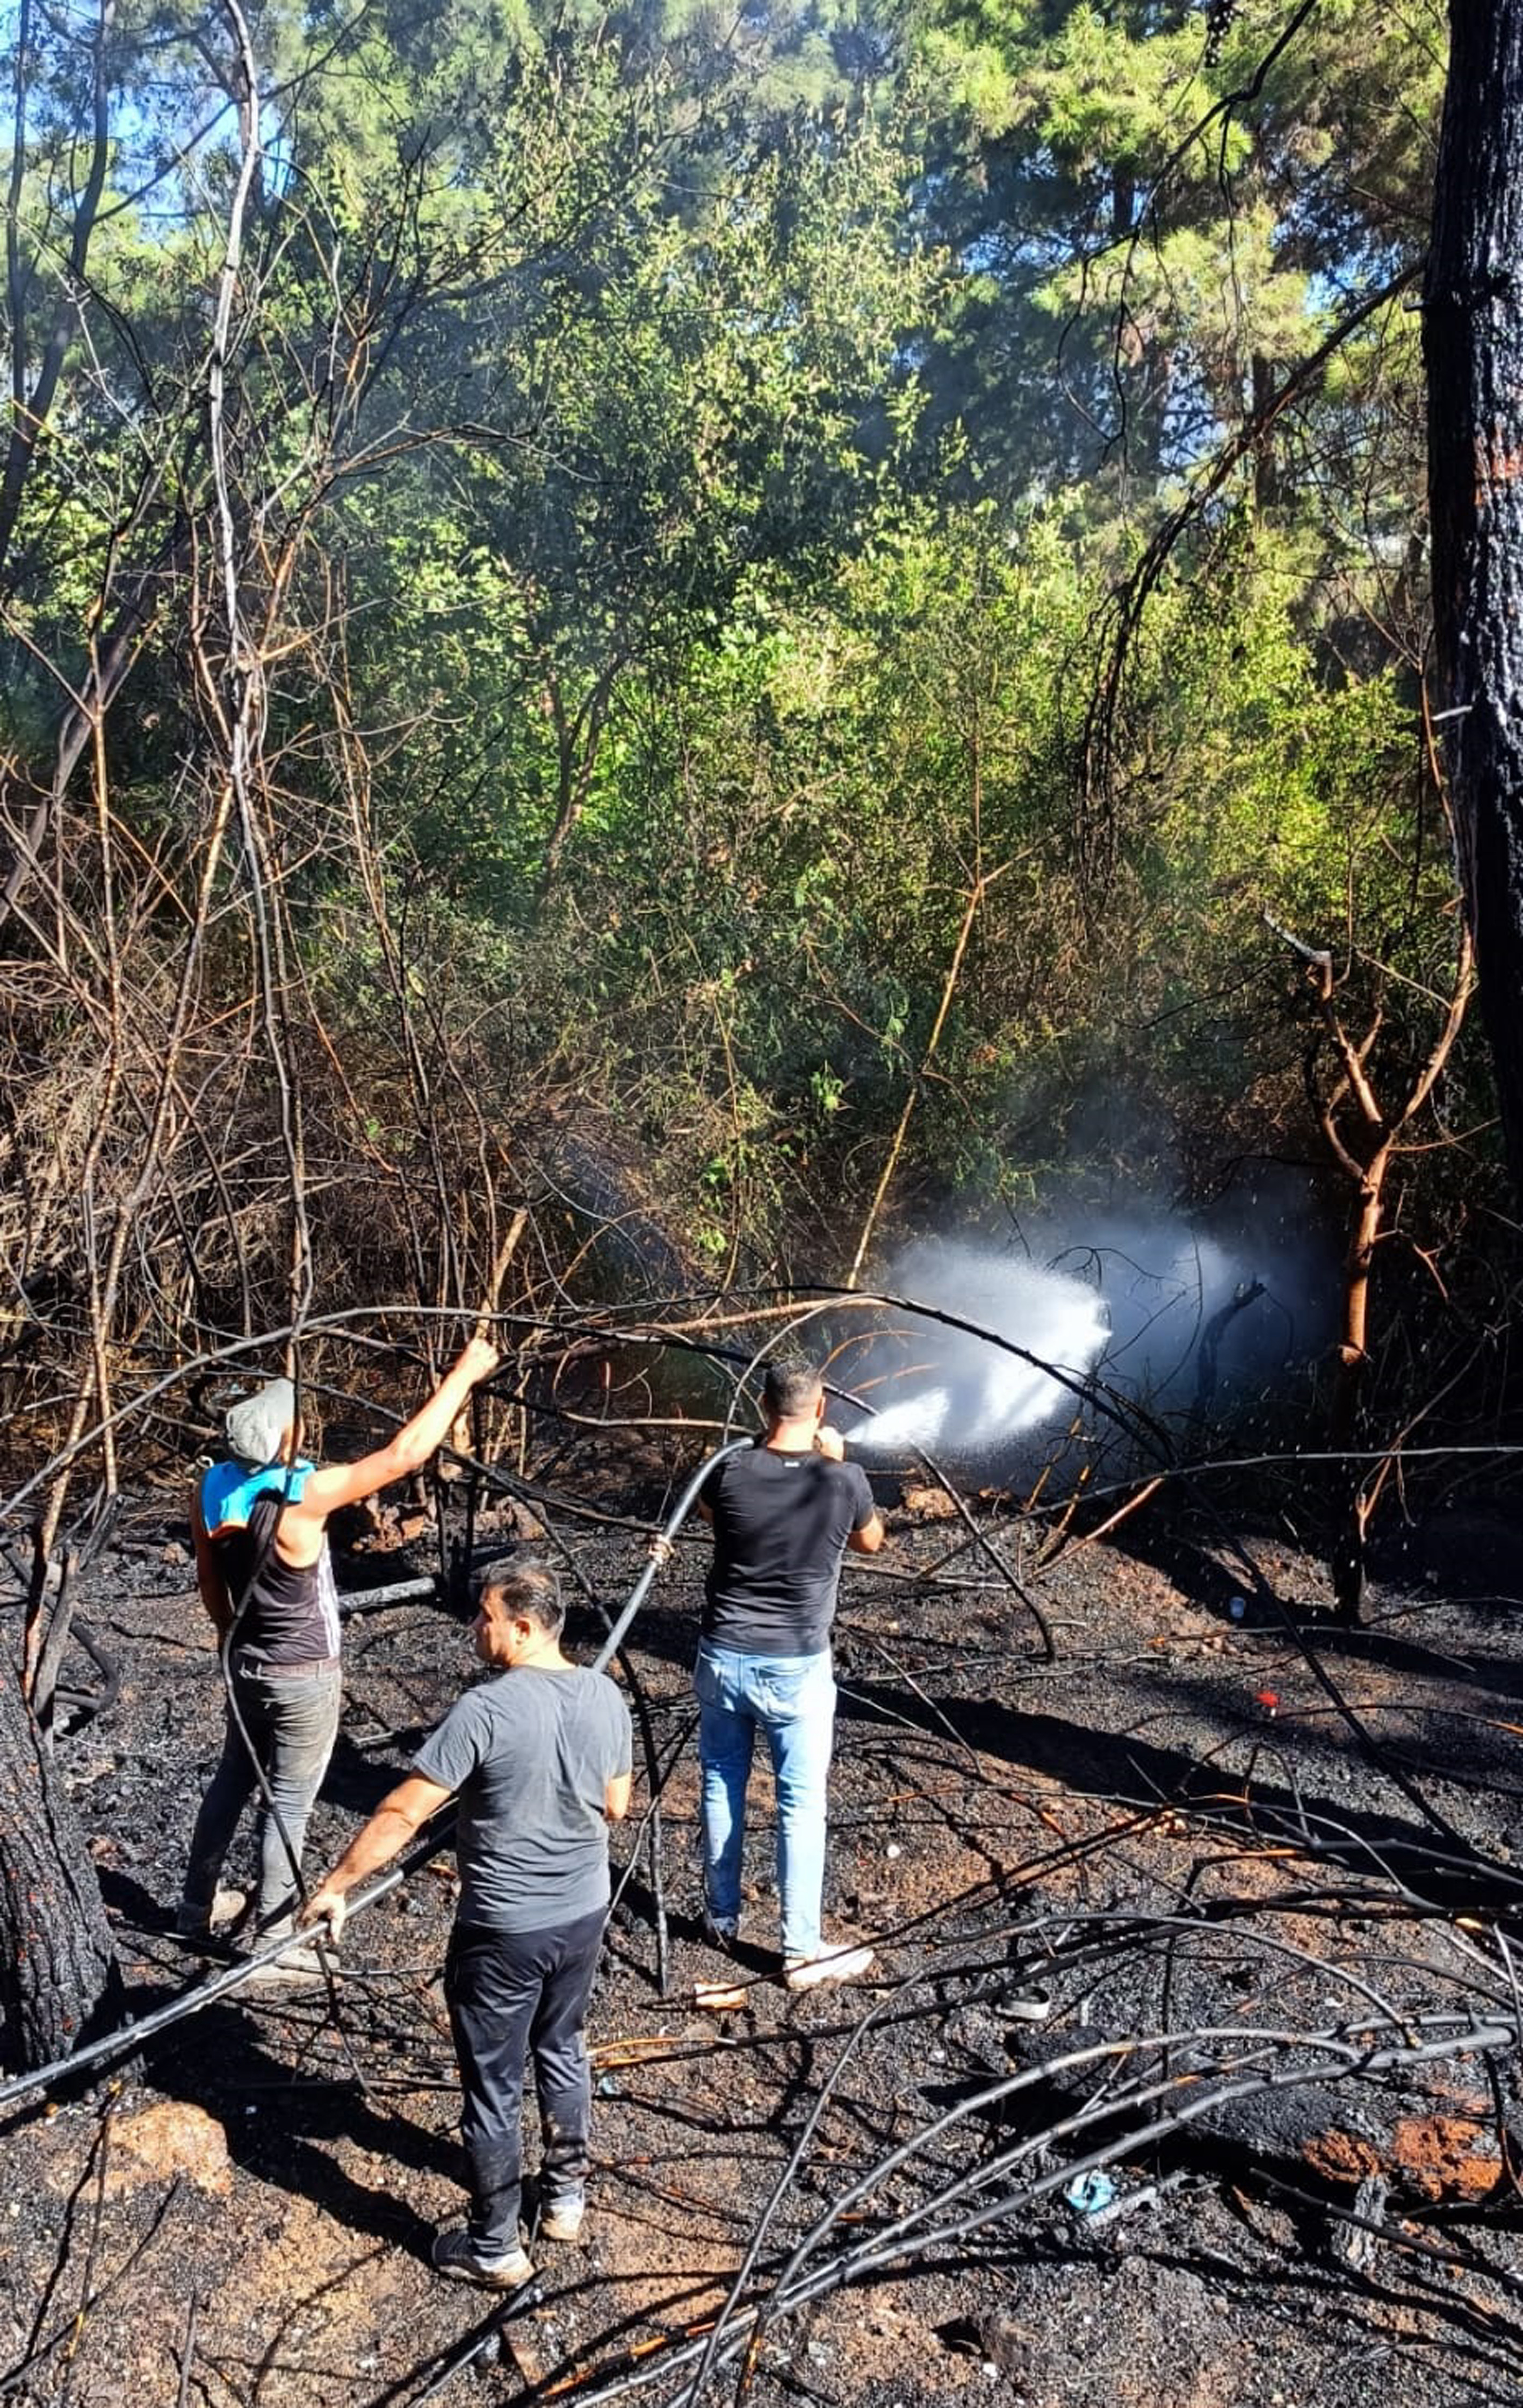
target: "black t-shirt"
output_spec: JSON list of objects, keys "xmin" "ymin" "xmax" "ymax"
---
[{"xmin": 700, "ymin": 1445, "xmax": 877, "ymax": 1658}]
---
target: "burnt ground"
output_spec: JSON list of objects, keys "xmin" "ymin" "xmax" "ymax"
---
[{"xmin": 6, "ymin": 1475, "xmax": 1523, "ymax": 2408}]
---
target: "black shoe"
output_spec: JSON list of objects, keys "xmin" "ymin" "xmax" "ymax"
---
[{"xmin": 430, "ymin": 2228, "xmax": 535, "ymax": 2288}]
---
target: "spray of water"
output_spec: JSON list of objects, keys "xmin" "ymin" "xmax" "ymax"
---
[
  {"xmin": 838, "ymin": 1171, "xmax": 1330, "ymax": 1465},
  {"xmin": 848, "ymin": 1243, "xmax": 1111, "ymax": 1457}
]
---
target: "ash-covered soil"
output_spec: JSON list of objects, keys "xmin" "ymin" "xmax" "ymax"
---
[{"xmin": 6, "ymin": 1471, "xmax": 1523, "ymax": 2408}]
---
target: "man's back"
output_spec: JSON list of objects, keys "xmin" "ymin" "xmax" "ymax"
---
[
  {"xmin": 414, "ymin": 1667, "xmax": 630, "ymax": 1930},
  {"xmin": 701, "ymin": 1447, "xmax": 876, "ymax": 1657}
]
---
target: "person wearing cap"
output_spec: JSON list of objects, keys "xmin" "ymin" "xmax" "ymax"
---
[
  {"xmin": 177, "ymin": 1337, "xmax": 500, "ymax": 1956},
  {"xmin": 299, "ymin": 1560, "xmax": 632, "ymax": 2289},
  {"xmin": 692, "ymin": 1355, "xmax": 884, "ymax": 1993}
]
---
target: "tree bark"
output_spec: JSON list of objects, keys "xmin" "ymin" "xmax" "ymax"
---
[
  {"xmin": 0, "ymin": 1665, "xmax": 121, "ymax": 2074},
  {"xmin": 1425, "ymin": 1, "xmax": 1523, "ymax": 1202}
]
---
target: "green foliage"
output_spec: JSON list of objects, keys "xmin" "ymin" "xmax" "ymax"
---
[{"xmin": 0, "ymin": 0, "xmax": 1490, "ymax": 1307}]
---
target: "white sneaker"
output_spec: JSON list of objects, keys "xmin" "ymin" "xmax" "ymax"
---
[
  {"xmin": 540, "ymin": 2188, "xmax": 586, "ymax": 2243},
  {"xmin": 243, "ymin": 1927, "xmax": 333, "ymax": 1984},
  {"xmin": 211, "ymin": 1886, "xmax": 249, "ymax": 1933},
  {"xmin": 784, "ymin": 1943, "xmax": 877, "ymax": 1993},
  {"xmin": 431, "ymin": 2228, "xmax": 536, "ymax": 2288},
  {"xmin": 174, "ymin": 1886, "xmax": 248, "ymax": 1943}
]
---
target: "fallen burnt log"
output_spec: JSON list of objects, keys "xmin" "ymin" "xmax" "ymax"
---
[
  {"xmin": 907, "ymin": 1849, "xmax": 1523, "ymax": 2218},
  {"xmin": 984, "ymin": 2016, "xmax": 1519, "ymax": 2242},
  {"xmin": 49, "ymin": 1615, "xmax": 121, "ymax": 1731}
]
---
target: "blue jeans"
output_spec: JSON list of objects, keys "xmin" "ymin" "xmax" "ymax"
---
[
  {"xmin": 182, "ymin": 1660, "xmax": 341, "ymax": 1926},
  {"xmin": 695, "ymin": 1642, "xmax": 835, "ymax": 1961}
]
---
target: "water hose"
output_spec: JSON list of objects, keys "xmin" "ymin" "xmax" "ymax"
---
[{"xmin": 0, "ymin": 1440, "xmax": 748, "ymax": 2112}]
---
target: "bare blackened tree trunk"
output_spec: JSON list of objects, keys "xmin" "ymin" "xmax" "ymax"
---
[
  {"xmin": 1425, "ymin": 2, "xmax": 1523, "ymax": 1201},
  {"xmin": 0, "ymin": 1669, "xmax": 121, "ymax": 2073}
]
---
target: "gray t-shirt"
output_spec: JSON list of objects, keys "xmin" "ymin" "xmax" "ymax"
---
[{"xmin": 413, "ymin": 1666, "xmax": 632, "ymax": 1932}]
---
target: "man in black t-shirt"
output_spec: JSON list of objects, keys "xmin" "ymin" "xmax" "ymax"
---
[{"xmin": 694, "ymin": 1357, "xmax": 884, "ymax": 1992}]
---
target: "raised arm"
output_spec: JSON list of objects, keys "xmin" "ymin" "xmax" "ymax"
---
[
  {"xmin": 844, "ymin": 1452, "xmax": 885, "ymax": 1555},
  {"xmin": 290, "ymin": 1337, "xmax": 500, "ymax": 1525},
  {"xmin": 819, "ymin": 1433, "xmax": 885, "ymax": 1555},
  {"xmin": 298, "ymin": 1772, "xmax": 454, "ymax": 1938}
]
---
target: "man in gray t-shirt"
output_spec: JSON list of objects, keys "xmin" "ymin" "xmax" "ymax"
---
[
  {"xmin": 413, "ymin": 1651, "xmax": 629, "ymax": 1930},
  {"xmin": 302, "ymin": 1561, "xmax": 631, "ymax": 2288}
]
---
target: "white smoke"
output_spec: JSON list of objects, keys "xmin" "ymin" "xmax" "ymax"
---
[
  {"xmin": 848, "ymin": 1242, "xmax": 1110, "ymax": 1456},
  {"xmin": 840, "ymin": 1199, "xmax": 1325, "ymax": 1463}
]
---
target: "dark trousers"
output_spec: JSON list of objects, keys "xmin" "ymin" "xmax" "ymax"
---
[{"xmin": 444, "ymin": 1906, "xmax": 605, "ymax": 2249}]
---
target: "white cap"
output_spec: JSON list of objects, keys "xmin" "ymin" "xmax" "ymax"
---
[{"xmin": 224, "ymin": 1377, "xmax": 296, "ymax": 1465}]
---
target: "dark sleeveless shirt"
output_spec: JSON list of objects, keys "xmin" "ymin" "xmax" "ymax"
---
[{"xmin": 203, "ymin": 1468, "xmax": 342, "ymax": 1669}]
